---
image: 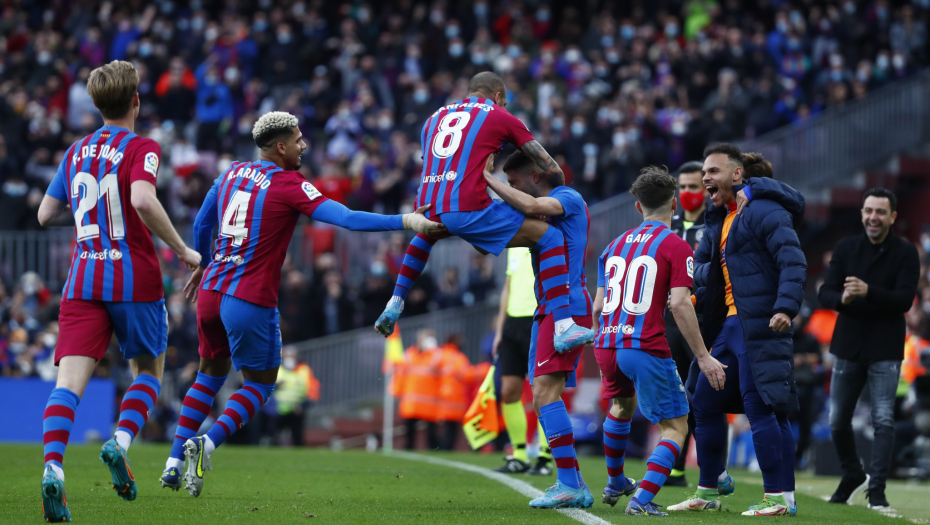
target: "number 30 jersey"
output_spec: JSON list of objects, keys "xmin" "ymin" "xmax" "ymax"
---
[
  {"xmin": 595, "ymin": 221, "xmax": 694, "ymax": 357},
  {"xmin": 47, "ymin": 126, "xmax": 164, "ymax": 302},
  {"xmin": 199, "ymin": 160, "xmax": 329, "ymax": 308},
  {"xmin": 415, "ymin": 97, "xmax": 535, "ymax": 218}
]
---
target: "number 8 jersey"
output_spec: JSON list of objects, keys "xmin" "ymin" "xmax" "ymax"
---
[
  {"xmin": 47, "ymin": 126, "xmax": 164, "ymax": 302},
  {"xmin": 595, "ymin": 220, "xmax": 694, "ymax": 357},
  {"xmin": 415, "ymin": 97, "xmax": 535, "ymax": 218}
]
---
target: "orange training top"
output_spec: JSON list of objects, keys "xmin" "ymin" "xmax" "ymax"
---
[{"xmin": 721, "ymin": 203, "xmax": 738, "ymax": 317}]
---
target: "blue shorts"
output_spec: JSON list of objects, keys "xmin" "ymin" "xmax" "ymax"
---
[
  {"xmin": 198, "ymin": 290, "xmax": 282, "ymax": 372},
  {"xmin": 56, "ymin": 298, "xmax": 167, "ymax": 364},
  {"xmin": 616, "ymin": 351, "xmax": 690, "ymax": 424},
  {"xmin": 439, "ymin": 200, "xmax": 525, "ymax": 256}
]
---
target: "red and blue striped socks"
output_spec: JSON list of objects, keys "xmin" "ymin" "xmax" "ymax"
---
[
  {"xmin": 634, "ymin": 439, "xmax": 680, "ymax": 504},
  {"xmin": 392, "ymin": 234, "xmax": 438, "ymax": 301},
  {"xmin": 603, "ymin": 413, "xmax": 631, "ymax": 488},
  {"xmin": 114, "ymin": 373, "xmax": 161, "ymax": 451},
  {"xmin": 539, "ymin": 400, "xmax": 580, "ymax": 490},
  {"xmin": 167, "ymin": 372, "xmax": 227, "ymax": 468},
  {"xmin": 204, "ymin": 380, "xmax": 274, "ymax": 450},
  {"xmin": 533, "ymin": 227, "xmax": 571, "ymax": 324},
  {"xmin": 43, "ymin": 387, "xmax": 80, "ymax": 479}
]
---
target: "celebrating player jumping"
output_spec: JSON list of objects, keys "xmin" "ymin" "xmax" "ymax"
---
[
  {"xmin": 160, "ymin": 111, "xmax": 443, "ymax": 496},
  {"xmin": 35, "ymin": 60, "xmax": 202, "ymax": 522},
  {"xmin": 373, "ymin": 72, "xmax": 595, "ymax": 354}
]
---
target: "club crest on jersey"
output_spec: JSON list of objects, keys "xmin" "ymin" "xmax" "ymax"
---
[
  {"xmin": 622, "ymin": 324, "xmax": 635, "ymax": 335},
  {"xmin": 144, "ymin": 152, "xmax": 159, "ymax": 177},
  {"xmin": 687, "ymin": 257, "xmax": 694, "ymax": 278},
  {"xmin": 301, "ymin": 181, "xmax": 322, "ymax": 201}
]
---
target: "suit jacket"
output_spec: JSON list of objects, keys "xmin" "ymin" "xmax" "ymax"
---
[{"xmin": 818, "ymin": 231, "xmax": 919, "ymax": 363}]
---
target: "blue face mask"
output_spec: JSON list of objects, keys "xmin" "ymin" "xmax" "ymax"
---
[
  {"xmin": 474, "ymin": 4, "xmax": 487, "ymax": 16},
  {"xmin": 446, "ymin": 25, "xmax": 460, "ymax": 38},
  {"xmin": 570, "ymin": 122, "xmax": 586, "ymax": 136},
  {"xmin": 277, "ymin": 33, "xmax": 292, "ymax": 45},
  {"xmin": 254, "ymin": 20, "xmax": 268, "ymax": 32},
  {"xmin": 414, "ymin": 90, "xmax": 429, "ymax": 104},
  {"xmin": 552, "ymin": 118, "xmax": 564, "ymax": 131},
  {"xmin": 449, "ymin": 44, "xmax": 463, "ymax": 57},
  {"xmin": 191, "ymin": 17, "xmax": 205, "ymax": 31},
  {"xmin": 665, "ymin": 24, "xmax": 678, "ymax": 37},
  {"xmin": 621, "ymin": 26, "xmax": 635, "ymax": 40},
  {"xmin": 138, "ymin": 43, "xmax": 153, "ymax": 57}
]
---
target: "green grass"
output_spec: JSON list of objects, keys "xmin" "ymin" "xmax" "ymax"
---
[{"xmin": 0, "ymin": 444, "xmax": 921, "ymax": 524}]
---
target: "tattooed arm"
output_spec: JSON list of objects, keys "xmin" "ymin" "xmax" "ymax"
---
[{"xmin": 519, "ymin": 140, "xmax": 565, "ymax": 186}]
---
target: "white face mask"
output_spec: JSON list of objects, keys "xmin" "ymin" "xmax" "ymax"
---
[
  {"xmin": 283, "ymin": 357, "xmax": 297, "ymax": 370},
  {"xmin": 421, "ymin": 337, "xmax": 438, "ymax": 350}
]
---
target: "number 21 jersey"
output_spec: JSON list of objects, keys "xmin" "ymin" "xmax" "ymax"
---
[
  {"xmin": 47, "ymin": 125, "xmax": 164, "ymax": 302},
  {"xmin": 595, "ymin": 221, "xmax": 694, "ymax": 357},
  {"xmin": 415, "ymin": 97, "xmax": 534, "ymax": 217}
]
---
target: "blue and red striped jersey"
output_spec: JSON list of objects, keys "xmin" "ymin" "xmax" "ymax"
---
[
  {"xmin": 595, "ymin": 221, "xmax": 694, "ymax": 357},
  {"xmin": 415, "ymin": 97, "xmax": 535, "ymax": 217},
  {"xmin": 46, "ymin": 125, "xmax": 164, "ymax": 302},
  {"xmin": 200, "ymin": 161, "xmax": 329, "ymax": 307},
  {"xmin": 532, "ymin": 186, "xmax": 592, "ymax": 317}
]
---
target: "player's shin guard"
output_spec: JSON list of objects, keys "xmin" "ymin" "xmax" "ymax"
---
[
  {"xmin": 169, "ymin": 372, "xmax": 228, "ymax": 466},
  {"xmin": 539, "ymin": 400, "xmax": 580, "ymax": 489},
  {"xmin": 43, "ymin": 388, "xmax": 80, "ymax": 477},
  {"xmin": 603, "ymin": 413, "xmax": 631, "ymax": 488},
  {"xmin": 634, "ymin": 440, "xmax": 680, "ymax": 504},
  {"xmin": 533, "ymin": 227, "xmax": 571, "ymax": 323},
  {"xmin": 391, "ymin": 234, "xmax": 437, "ymax": 301},
  {"xmin": 501, "ymin": 401, "xmax": 528, "ymax": 462},
  {"xmin": 204, "ymin": 380, "xmax": 275, "ymax": 449},
  {"xmin": 115, "ymin": 373, "xmax": 161, "ymax": 451}
]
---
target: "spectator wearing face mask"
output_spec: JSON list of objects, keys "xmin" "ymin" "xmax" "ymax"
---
[
  {"xmin": 193, "ymin": 63, "xmax": 234, "ymax": 151},
  {"xmin": 273, "ymin": 346, "xmax": 320, "ymax": 447}
]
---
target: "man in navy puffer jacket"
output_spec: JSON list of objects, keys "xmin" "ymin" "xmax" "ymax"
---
[{"xmin": 667, "ymin": 143, "xmax": 806, "ymax": 517}]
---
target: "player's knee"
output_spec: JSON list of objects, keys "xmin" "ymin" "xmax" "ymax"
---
[{"xmin": 612, "ymin": 397, "xmax": 636, "ymax": 419}]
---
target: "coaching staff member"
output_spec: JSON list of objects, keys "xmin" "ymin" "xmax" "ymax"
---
[{"xmin": 819, "ymin": 188, "xmax": 919, "ymax": 510}]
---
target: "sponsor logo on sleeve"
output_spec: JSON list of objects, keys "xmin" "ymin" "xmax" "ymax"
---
[
  {"xmin": 301, "ymin": 181, "xmax": 323, "ymax": 201},
  {"xmin": 687, "ymin": 257, "xmax": 694, "ymax": 278},
  {"xmin": 144, "ymin": 152, "xmax": 159, "ymax": 177}
]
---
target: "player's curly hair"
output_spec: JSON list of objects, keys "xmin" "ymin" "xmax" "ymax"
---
[
  {"xmin": 631, "ymin": 166, "xmax": 677, "ymax": 212},
  {"xmin": 253, "ymin": 111, "xmax": 299, "ymax": 148},
  {"xmin": 741, "ymin": 152, "xmax": 774, "ymax": 179}
]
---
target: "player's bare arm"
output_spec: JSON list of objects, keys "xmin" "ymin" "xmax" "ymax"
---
[
  {"xmin": 483, "ymin": 169, "xmax": 564, "ymax": 217},
  {"xmin": 37, "ymin": 195, "xmax": 76, "ymax": 227},
  {"xmin": 669, "ymin": 286, "xmax": 727, "ymax": 390},
  {"xmin": 492, "ymin": 275, "xmax": 511, "ymax": 357},
  {"xmin": 592, "ymin": 286, "xmax": 605, "ymax": 320},
  {"xmin": 519, "ymin": 140, "xmax": 564, "ymax": 184},
  {"xmin": 130, "ymin": 180, "xmax": 201, "ymax": 269}
]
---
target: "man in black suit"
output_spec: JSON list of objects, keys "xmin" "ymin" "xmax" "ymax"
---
[{"xmin": 818, "ymin": 188, "xmax": 920, "ymax": 510}]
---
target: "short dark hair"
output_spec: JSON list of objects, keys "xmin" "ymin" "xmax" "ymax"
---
[
  {"xmin": 502, "ymin": 150, "xmax": 564, "ymax": 187},
  {"xmin": 677, "ymin": 161, "xmax": 704, "ymax": 176},
  {"xmin": 863, "ymin": 187, "xmax": 897, "ymax": 212},
  {"xmin": 468, "ymin": 71, "xmax": 506, "ymax": 98},
  {"xmin": 630, "ymin": 166, "xmax": 678, "ymax": 212},
  {"xmin": 741, "ymin": 152, "xmax": 774, "ymax": 179},
  {"xmin": 703, "ymin": 142, "xmax": 744, "ymax": 168}
]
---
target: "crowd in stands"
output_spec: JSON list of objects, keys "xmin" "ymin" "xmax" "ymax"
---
[{"xmin": 2, "ymin": 0, "xmax": 929, "ymax": 231}]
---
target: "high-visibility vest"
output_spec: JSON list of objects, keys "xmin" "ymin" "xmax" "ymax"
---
[
  {"xmin": 274, "ymin": 363, "xmax": 320, "ymax": 414},
  {"xmin": 394, "ymin": 346, "xmax": 443, "ymax": 422},
  {"xmin": 902, "ymin": 332, "xmax": 928, "ymax": 388},
  {"xmin": 437, "ymin": 344, "xmax": 477, "ymax": 422}
]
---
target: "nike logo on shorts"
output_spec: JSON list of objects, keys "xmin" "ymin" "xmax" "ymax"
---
[{"xmin": 537, "ymin": 359, "xmax": 550, "ymax": 366}]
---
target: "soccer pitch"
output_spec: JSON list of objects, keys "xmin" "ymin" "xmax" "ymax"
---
[{"xmin": 1, "ymin": 444, "xmax": 924, "ymax": 524}]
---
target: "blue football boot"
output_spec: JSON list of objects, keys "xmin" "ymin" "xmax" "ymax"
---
[
  {"xmin": 603, "ymin": 477, "xmax": 639, "ymax": 507},
  {"xmin": 529, "ymin": 481, "xmax": 586, "ymax": 509},
  {"xmin": 160, "ymin": 466, "xmax": 182, "ymax": 491},
  {"xmin": 41, "ymin": 466, "xmax": 72, "ymax": 522},
  {"xmin": 626, "ymin": 496, "xmax": 669, "ymax": 516},
  {"xmin": 374, "ymin": 298, "xmax": 403, "ymax": 336},
  {"xmin": 718, "ymin": 473, "xmax": 736, "ymax": 496},
  {"xmin": 553, "ymin": 324, "xmax": 596, "ymax": 353},
  {"xmin": 100, "ymin": 438, "xmax": 137, "ymax": 501},
  {"xmin": 578, "ymin": 483, "xmax": 594, "ymax": 508}
]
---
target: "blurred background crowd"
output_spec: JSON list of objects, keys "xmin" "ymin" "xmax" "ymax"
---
[{"xmin": 2, "ymin": 0, "xmax": 930, "ymax": 474}]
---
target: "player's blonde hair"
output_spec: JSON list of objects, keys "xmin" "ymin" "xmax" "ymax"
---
[
  {"xmin": 253, "ymin": 111, "xmax": 299, "ymax": 148},
  {"xmin": 87, "ymin": 60, "xmax": 139, "ymax": 120}
]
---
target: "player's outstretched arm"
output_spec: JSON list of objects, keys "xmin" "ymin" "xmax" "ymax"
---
[
  {"xmin": 37, "ymin": 195, "xmax": 75, "ymax": 227},
  {"xmin": 130, "ymin": 180, "xmax": 201, "ymax": 270},
  {"xmin": 669, "ymin": 286, "xmax": 727, "ymax": 391},
  {"xmin": 483, "ymin": 169, "xmax": 564, "ymax": 217},
  {"xmin": 184, "ymin": 183, "xmax": 221, "ymax": 303},
  {"xmin": 518, "ymin": 140, "xmax": 564, "ymax": 185},
  {"xmin": 310, "ymin": 199, "xmax": 445, "ymax": 235}
]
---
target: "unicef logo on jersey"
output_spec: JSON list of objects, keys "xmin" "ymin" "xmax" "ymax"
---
[
  {"xmin": 80, "ymin": 249, "xmax": 122, "ymax": 261},
  {"xmin": 214, "ymin": 253, "xmax": 245, "ymax": 265},
  {"xmin": 622, "ymin": 325, "xmax": 635, "ymax": 335}
]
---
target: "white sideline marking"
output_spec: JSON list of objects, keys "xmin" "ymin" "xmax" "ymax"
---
[{"xmin": 395, "ymin": 451, "xmax": 617, "ymax": 525}]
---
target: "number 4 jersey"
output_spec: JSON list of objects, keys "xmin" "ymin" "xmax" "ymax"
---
[
  {"xmin": 595, "ymin": 221, "xmax": 694, "ymax": 357},
  {"xmin": 415, "ymin": 97, "xmax": 535, "ymax": 217},
  {"xmin": 47, "ymin": 126, "xmax": 164, "ymax": 302}
]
